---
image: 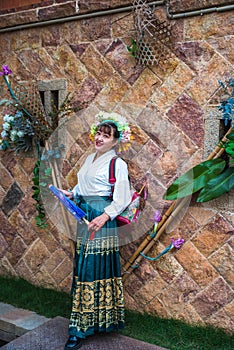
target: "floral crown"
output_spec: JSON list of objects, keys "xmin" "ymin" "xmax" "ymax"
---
[{"xmin": 89, "ymin": 111, "xmax": 132, "ymax": 151}]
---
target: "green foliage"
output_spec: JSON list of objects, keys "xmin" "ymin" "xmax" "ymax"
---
[
  {"xmin": 197, "ymin": 167, "xmax": 234, "ymax": 202},
  {"xmin": 164, "ymin": 159, "xmax": 226, "ymax": 200},
  {"xmin": 127, "ymin": 38, "xmax": 138, "ymax": 58},
  {"xmin": 164, "ymin": 140, "xmax": 234, "ymax": 203},
  {"xmin": 32, "ymin": 160, "xmax": 52, "ymax": 228}
]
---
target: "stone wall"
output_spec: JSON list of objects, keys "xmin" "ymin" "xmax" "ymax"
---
[{"xmin": 0, "ymin": 1, "xmax": 233, "ymax": 333}]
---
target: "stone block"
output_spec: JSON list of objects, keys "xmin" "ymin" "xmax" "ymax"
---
[
  {"xmin": 132, "ymin": 139, "xmax": 162, "ymax": 173},
  {"xmin": 81, "ymin": 45, "xmax": 114, "ymax": 84},
  {"xmin": 144, "ymin": 296, "xmax": 169, "ymax": 318},
  {"xmin": 0, "ymin": 256, "xmax": 16, "ymax": 277},
  {"xmin": 0, "ymin": 212, "xmax": 18, "ymax": 245},
  {"xmin": 79, "ymin": 17, "xmax": 112, "ymax": 41},
  {"xmin": 18, "ymin": 191, "xmax": 37, "ymax": 222},
  {"xmin": 51, "ymin": 256, "xmax": 72, "ymax": 284},
  {"xmin": 0, "ymin": 233, "xmax": 8, "ymax": 259},
  {"xmin": 169, "ymin": 0, "xmax": 233, "ymax": 13},
  {"xmin": 122, "ymin": 68, "xmax": 161, "ymax": 108},
  {"xmin": 150, "ymin": 242, "xmax": 184, "ymax": 284},
  {"xmin": 207, "ymin": 305, "xmax": 234, "ymax": 334},
  {"xmin": 167, "ymin": 93, "xmax": 204, "ymax": 147},
  {"xmin": 95, "ymin": 73, "xmax": 129, "ymax": 110},
  {"xmin": 44, "ymin": 249, "xmax": 67, "ymax": 274},
  {"xmin": 192, "ymin": 215, "xmax": 233, "ymax": 257},
  {"xmin": 187, "ymin": 54, "xmax": 233, "ymax": 105},
  {"xmin": 191, "ymin": 277, "xmax": 234, "ymax": 319},
  {"xmin": 0, "ymin": 164, "xmax": 14, "ymax": 191},
  {"xmin": 1, "ymin": 182, "xmax": 24, "ymax": 216},
  {"xmin": 176, "ymin": 303, "xmax": 204, "ymax": 326},
  {"xmin": 38, "ymin": 3, "xmax": 77, "ymax": 21},
  {"xmin": 189, "ymin": 206, "xmax": 216, "ymax": 225},
  {"xmin": 5, "ymin": 236, "xmax": 27, "ymax": 266},
  {"xmin": 14, "ymin": 259, "xmax": 35, "ymax": 284},
  {"xmin": 209, "ymin": 243, "xmax": 234, "ymax": 288},
  {"xmin": 23, "ymin": 240, "xmax": 51, "ymax": 274},
  {"xmin": 74, "ymin": 76, "xmax": 102, "ymax": 106},
  {"xmin": 33, "ymin": 266, "xmax": 57, "ymax": 290},
  {"xmin": 0, "ymin": 10, "xmax": 38, "ymax": 29},
  {"xmin": 159, "ymin": 271, "xmax": 200, "ymax": 316},
  {"xmin": 9, "ymin": 211, "xmax": 37, "ymax": 245},
  {"xmin": 185, "ymin": 11, "xmax": 234, "ymax": 40},
  {"xmin": 151, "ymin": 63, "xmax": 194, "ymax": 112},
  {"xmin": 136, "ymin": 105, "xmax": 178, "ymax": 150},
  {"xmin": 176, "ymin": 241, "xmax": 218, "ymax": 287}
]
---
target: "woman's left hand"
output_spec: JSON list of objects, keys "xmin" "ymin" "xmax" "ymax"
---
[{"xmin": 88, "ymin": 212, "xmax": 110, "ymax": 232}]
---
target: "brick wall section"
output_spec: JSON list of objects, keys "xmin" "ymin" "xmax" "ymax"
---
[
  {"xmin": 0, "ymin": 2, "xmax": 234, "ymax": 334},
  {"xmin": 170, "ymin": 0, "xmax": 234, "ymax": 13}
]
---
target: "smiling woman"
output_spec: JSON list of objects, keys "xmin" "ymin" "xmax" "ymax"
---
[{"xmin": 58, "ymin": 111, "xmax": 132, "ymax": 350}]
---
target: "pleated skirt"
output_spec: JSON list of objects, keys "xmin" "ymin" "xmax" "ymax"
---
[{"xmin": 68, "ymin": 196, "xmax": 124, "ymax": 338}]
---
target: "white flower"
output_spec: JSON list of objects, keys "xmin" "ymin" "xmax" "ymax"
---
[
  {"xmin": 3, "ymin": 122, "xmax": 11, "ymax": 131},
  {"xmin": 1, "ymin": 130, "xmax": 8, "ymax": 138},
  {"xmin": 11, "ymin": 129, "xmax": 17, "ymax": 136},
  {"xmin": 17, "ymin": 131, "xmax": 24, "ymax": 137},
  {"xmin": 3, "ymin": 114, "xmax": 10, "ymax": 122},
  {"xmin": 8, "ymin": 116, "xmax": 14, "ymax": 122}
]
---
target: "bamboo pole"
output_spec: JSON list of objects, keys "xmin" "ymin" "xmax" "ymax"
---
[
  {"xmin": 122, "ymin": 125, "xmax": 233, "ymax": 281},
  {"xmin": 46, "ymin": 143, "xmax": 75, "ymax": 256}
]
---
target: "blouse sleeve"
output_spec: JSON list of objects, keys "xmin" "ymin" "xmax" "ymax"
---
[
  {"xmin": 72, "ymin": 183, "xmax": 80, "ymax": 197},
  {"xmin": 104, "ymin": 158, "xmax": 131, "ymax": 220}
]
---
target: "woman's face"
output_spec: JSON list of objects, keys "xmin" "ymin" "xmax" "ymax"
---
[{"xmin": 94, "ymin": 126, "xmax": 118, "ymax": 154}]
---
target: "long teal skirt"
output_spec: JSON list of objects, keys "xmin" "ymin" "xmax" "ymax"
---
[{"xmin": 68, "ymin": 196, "xmax": 124, "ymax": 338}]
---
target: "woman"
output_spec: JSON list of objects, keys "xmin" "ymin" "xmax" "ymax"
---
[{"xmin": 61, "ymin": 111, "xmax": 132, "ymax": 349}]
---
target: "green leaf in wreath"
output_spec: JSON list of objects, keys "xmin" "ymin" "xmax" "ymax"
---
[
  {"xmin": 197, "ymin": 167, "xmax": 234, "ymax": 202},
  {"xmin": 164, "ymin": 158, "xmax": 226, "ymax": 200}
]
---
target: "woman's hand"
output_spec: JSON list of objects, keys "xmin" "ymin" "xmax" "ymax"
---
[
  {"xmin": 59, "ymin": 189, "xmax": 73, "ymax": 199},
  {"xmin": 88, "ymin": 212, "xmax": 110, "ymax": 232}
]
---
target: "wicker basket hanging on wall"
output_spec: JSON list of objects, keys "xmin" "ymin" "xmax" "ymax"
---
[{"xmin": 132, "ymin": 0, "xmax": 174, "ymax": 66}]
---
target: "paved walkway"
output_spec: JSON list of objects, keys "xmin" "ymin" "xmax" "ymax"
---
[{"xmin": 0, "ymin": 303, "xmax": 168, "ymax": 350}]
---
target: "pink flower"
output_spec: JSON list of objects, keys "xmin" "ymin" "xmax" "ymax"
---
[
  {"xmin": 171, "ymin": 237, "xmax": 184, "ymax": 249},
  {"xmin": 0, "ymin": 65, "xmax": 12, "ymax": 76}
]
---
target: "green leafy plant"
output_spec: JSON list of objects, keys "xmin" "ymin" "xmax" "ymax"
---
[
  {"xmin": 32, "ymin": 160, "xmax": 52, "ymax": 228},
  {"xmin": 127, "ymin": 38, "xmax": 138, "ymax": 58},
  {"xmin": 164, "ymin": 78, "xmax": 234, "ymax": 203}
]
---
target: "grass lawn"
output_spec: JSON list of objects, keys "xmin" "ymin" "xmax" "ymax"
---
[{"xmin": 0, "ymin": 276, "xmax": 233, "ymax": 350}]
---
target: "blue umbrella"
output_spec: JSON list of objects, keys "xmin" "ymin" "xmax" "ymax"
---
[{"xmin": 48, "ymin": 185, "xmax": 89, "ymax": 224}]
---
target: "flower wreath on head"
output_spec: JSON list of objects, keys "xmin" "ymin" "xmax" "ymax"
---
[{"xmin": 89, "ymin": 111, "xmax": 133, "ymax": 152}]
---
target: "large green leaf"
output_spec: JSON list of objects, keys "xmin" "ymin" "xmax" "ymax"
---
[
  {"xmin": 226, "ymin": 131, "xmax": 234, "ymax": 141},
  {"xmin": 197, "ymin": 167, "xmax": 234, "ymax": 202},
  {"xmin": 164, "ymin": 158, "xmax": 226, "ymax": 200}
]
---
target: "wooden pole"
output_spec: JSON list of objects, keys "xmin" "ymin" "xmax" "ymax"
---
[
  {"xmin": 46, "ymin": 143, "xmax": 75, "ymax": 256},
  {"xmin": 122, "ymin": 126, "xmax": 233, "ymax": 280}
]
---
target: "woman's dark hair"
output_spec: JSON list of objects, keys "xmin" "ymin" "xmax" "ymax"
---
[{"xmin": 98, "ymin": 122, "xmax": 120, "ymax": 139}]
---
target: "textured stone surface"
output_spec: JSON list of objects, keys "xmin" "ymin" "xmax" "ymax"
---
[
  {"xmin": 191, "ymin": 277, "xmax": 234, "ymax": 319},
  {"xmin": 1, "ymin": 182, "xmax": 24, "ymax": 215},
  {"xmin": 169, "ymin": 0, "xmax": 234, "ymax": 13},
  {"xmin": 0, "ymin": 2, "xmax": 234, "ymax": 334}
]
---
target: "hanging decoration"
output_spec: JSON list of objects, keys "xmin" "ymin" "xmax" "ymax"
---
[{"xmin": 128, "ymin": 0, "xmax": 174, "ymax": 66}]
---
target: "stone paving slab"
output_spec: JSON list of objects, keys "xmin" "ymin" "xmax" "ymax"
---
[
  {"xmin": 0, "ymin": 303, "xmax": 49, "ymax": 342},
  {"xmin": 1, "ymin": 316, "xmax": 168, "ymax": 350}
]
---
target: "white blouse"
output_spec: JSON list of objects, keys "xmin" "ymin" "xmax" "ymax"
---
[{"xmin": 72, "ymin": 149, "xmax": 131, "ymax": 220}]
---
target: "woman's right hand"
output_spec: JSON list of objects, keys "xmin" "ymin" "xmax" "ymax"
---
[{"xmin": 59, "ymin": 189, "xmax": 73, "ymax": 199}]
